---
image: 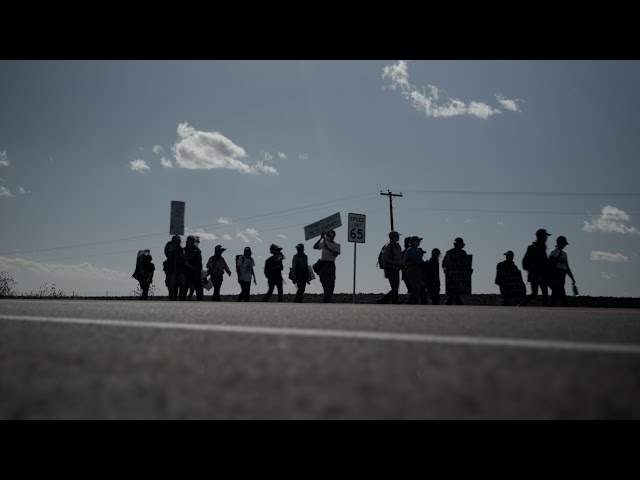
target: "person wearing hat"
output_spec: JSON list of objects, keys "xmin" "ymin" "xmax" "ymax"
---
[
  {"xmin": 206, "ymin": 245, "xmax": 232, "ymax": 301},
  {"xmin": 519, "ymin": 229, "xmax": 552, "ymax": 306},
  {"xmin": 495, "ymin": 250, "xmax": 525, "ymax": 306},
  {"xmin": 164, "ymin": 235, "xmax": 186, "ymax": 301},
  {"xmin": 263, "ymin": 244, "xmax": 285, "ymax": 302},
  {"xmin": 237, "ymin": 246, "xmax": 257, "ymax": 302},
  {"xmin": 423, "ymin": 248, "xmax": 442, "ymax": 305},
  {"xmin": 291, "ymin": 243, "xmax": 311, "ymax": 303},
  {"xmin": 133, "ymin": 250, "xmax": 155, "ymax": 300},
  {"xmin": 313, "ymin": 230, "xmax": 341, "ymax": 303},
  {"xmin": 377, "ymin": 231, "xmax": 403, "ymax": 304},
  {"xmin": 403, "ymin": 236, "xmax": 425, "ymax": 304},
  {"xmin": 548, "ymin": 236, "xmax": 576, "ymax": 307},
  {"xmin": 443, "ymin": 237, "xmax": 472, "ymax": 305}
]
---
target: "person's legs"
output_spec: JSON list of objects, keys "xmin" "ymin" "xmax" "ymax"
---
[
  {"xmin": 263, "ymin": 280, "xmax": 275, "ymax": 302},
  {"xmin": 212, "ymin": 275, "xmax": 223, "ymax": 301},
  {"xmin": 295, "ymin": 280, "xmax": 306, "ymax": 303},
  {"xmin": 276, "ymin": 278, "xmax": 284, "ymax": 302}
]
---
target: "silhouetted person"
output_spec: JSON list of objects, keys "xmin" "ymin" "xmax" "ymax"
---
[
  {"xmin": 237, "ymin": 246, "xmax": 257, "ymax": 302},
  {"xmin": 291, "ymin": 243, "xmax": 310, "ymax": 303},
  {"xmin": 403, "ymin": 236, "xmax": 424, "ymax": 304},
  {"xmin": 263, "ymin": 244, "xmax": 285, "ymax": 302},
  {"xmin": 164, "ymin": 235, "xmax": 186, "ymax": 301},
  {"xmin": 495, "ymin": 250, "xmax": 525, "ymax": 306},
  {"xmin": 519, "ymin": 229, "xmax": 551, "ymax": 306},
  {"xmin": 185, "ymin": 235, "xmax": 204, "ymax": 301},
  {"xmin": 377, "ymin": 231, "xmax": 403, "ymax": 304},
  {"xmin": 206, "ymin": 245, "xmax": 232, "ymax": 301},
  {"xmin": 134, "ymin": 250, "xmax": 155, "ymax": 300},
  {"xmin": 548, "ymin": 236, "xmax": 576, "ymax": 307},
  {"xmin": 443, "ymin": 237, "xmax": 471, "ymax": 305},
  {"xmin": 401, "ymin": 236, "xmax": 412, "ymax": 301},
  {"xmin": 313, "ymin": 229, "xmax": 341, "ymax": 303},
  {"xmin": 423, "ymin": 248, "xmax": 441, "ymax": 305}
]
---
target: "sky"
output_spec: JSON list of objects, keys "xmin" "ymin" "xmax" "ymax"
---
[{"xmin": 1, "ymin": 60, "xmax": 639, "ymax": 297}]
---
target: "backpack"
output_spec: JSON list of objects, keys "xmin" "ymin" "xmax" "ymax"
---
[
  {"xmin": 377, "ymin": 243, "xmax": 389, "ymax": 269},
  {"xmin": 522, "ymin": 247, "xmax": 532, "ymax": 272}
]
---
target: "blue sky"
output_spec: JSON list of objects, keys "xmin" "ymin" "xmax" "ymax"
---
[{"xmin": 1, "ymin": 60, "xmax": 639, "ymax": 297}]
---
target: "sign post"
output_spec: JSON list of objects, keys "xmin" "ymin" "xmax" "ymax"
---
[
  {"xmin": 170, "ymin": 201, "xmax": 185, "ymax": 236},
  {"xmin": 348, "ymin": 213, "xmax": 366, "ymax": 304}
]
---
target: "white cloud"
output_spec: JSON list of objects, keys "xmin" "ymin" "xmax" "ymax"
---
[
  {"xmin": 583, "ymin": 206, "xmax": 640, "ymax": 236},
  {"xmin": 298, "ymin": 153, "xmax": 309, "ymax": 161},
  {"xmin": 497, "ymin": 221, "xmax": 505, "ymax": 227},
  {"xmin": 276, "ymin": 234, "xmax": 287, "ymax": 240},
  {"xmin": 0, "ymin": 256, "xmax": 129, "ymax": 282},
  {"xmin": 382, "ymin": 60, "xmax": 504, "ymax": 120},
  {"xmin": 277, "ymin": 152, "xmax": 287, "ymax": 160},
  {"xmin": 245, "ymin": 228, "xmax": 262, "ymax": 243},
  {"xmin": 591, "ymin": 251, "xmax": 629, "ymax": 263},
  {"xmin": 223, "ymin": 234, "xmax": 233, "ymax": 241},
  {"xmin": 18, "ymin": 186, "xmax": 29, "ymax": 195},
  {"xmin": 495, "ymin": 95, "xmax": 521, "ymax": 112},
  {"xmin": 217, "ymin": 217, "xmax": 232, "ymax": 225},
  {"xmin": 464, "ymin": 219, "xmax": 473, "ymax": 224},
  {"xmin": 186, "ymin": 228, "xmax": 218, "ymax": 241},
  {"xmin": 152, "ymin": 145, "xmax": 164, "ymax": 154},
  {"xmin": 160, "ymin": 157, "xmax": 173, "ymax": 168},
  {"xmin": 0, "ymin": 186, "xmax": 13, "ymax": 198},
  {"xmin": 172, "ymin": 122, "xmax": 278, "ymax": 175},
  {"xmin": 262, "ymin": 151, "xmax": 274, "ymax": 162},
  {"xmin": 600, "ymin": 272, "xmax": 618, "ymax": 280},
  {"xmin": 129, "ymin": 159, "xmax": 150, "ymax": 173},
  {"xmin": 237, "ymin": 232, "xmax": 251, "ymax": 243},
  {"xmin": 0, "ymin": 151, "xmax": 9, "ymax": 167}
]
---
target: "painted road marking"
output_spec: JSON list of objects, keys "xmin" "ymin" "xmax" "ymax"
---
[{"xmin": 2, "ymin": 313, "xmax": 640, "ymax": 355}]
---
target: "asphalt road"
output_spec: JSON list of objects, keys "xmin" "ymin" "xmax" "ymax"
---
[{"xmin": 1, "ymin": 299, "xmax": 639, "ymax": 419}]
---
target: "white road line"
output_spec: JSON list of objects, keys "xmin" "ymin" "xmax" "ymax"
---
[{"xmin": 1, "ymin": 314, "xmax": 640, "ymax": 355}]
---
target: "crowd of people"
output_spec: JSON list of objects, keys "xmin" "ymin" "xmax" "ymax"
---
[{"xmin": 132, "ymin": 227, "xmax": 576, "ymax": 306}]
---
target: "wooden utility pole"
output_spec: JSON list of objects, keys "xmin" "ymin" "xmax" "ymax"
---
[{"xmin": 380, "ymin": 190, "xmax": 403, "ymax": 231}]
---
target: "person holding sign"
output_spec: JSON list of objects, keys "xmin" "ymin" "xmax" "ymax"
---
[
  {"xmin": 313, "ymin": 230, "xmax": 341, "ymax": 303},
  {"xmin": 443, "ymin": 237, "xmax": 473, "ymax": 305},
  {"xmin": 495, "ymin": 250, "xmax": 525, "ymax": 306}
]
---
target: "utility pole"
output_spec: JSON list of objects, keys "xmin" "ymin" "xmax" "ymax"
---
[{"xmin": 380, "ymin": 190, "xmax": 403, "ymax": 231}]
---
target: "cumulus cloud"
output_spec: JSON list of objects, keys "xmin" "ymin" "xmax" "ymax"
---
[
  {"xmin": 298, "ymin": 153, "xmax": 309, "ymax": 161},
  {"xmin": 244, "ymin": 228, "xmax": 262, "ymax": 243},
  {"xmin": 172, "ymin": 122, "xmax": 278, "ymax": 175},
  {"xmin": 277, "ymin": 152, "xmax": 287, "ymax": 160},
  {"xmin": 186, "ymin": 229, "xmax": 218, "ymax": 241},
  {"xmin": 129, "ymin": 159, "xmax": 150, "ymax": 173},
  {"xmin": 0, "ymin": 150, "xmax": 8, "ymax": 167},
  {"xmin": 600, "ymin": 272, "xmax": 618, "ymax": 280},
  {"xmin": 0, "ymin": 256, "xmax": 130, "ymax": 281},
  {"xmin": 276, "ymin": 234, "xmax": 287, "ymax": 240},
  {"xmin": 0, "ymin": 186, "xmax": 13, "ymax": 198},
  {"xmin": 217, "ymin": 217, "xmax": 232, "ymax": 225},
  {"xmin": 495, "ymin": 95, "xmax": 521, "ymax": 112},
  {"xmin": 591, "ymin": 251, "xmax": 629, "ymax": 263},
  {"xmin": 382, "ymin": 60, "xmax": 507, "ymax": 120},
  {"xmin": 18, "ymin": 186, "xmax": 29, "ymax": 195},
  {"xmin": 153, "ymin": 145, "xmax": 164, "ymax": 154},
  {"xmin": 223, "ymin": 234, "xmax": 233, "ymax": 241},
  {"xmin": 583, "ymin": 206, "xmax": 640, "ymax": 236},
  {"xmin": 237, "ymin": 232, "xmax": 250, "ymax": 243},
  {"xmin": 160, "ymin": 157, "xmax": 173, "ymax": 168}
]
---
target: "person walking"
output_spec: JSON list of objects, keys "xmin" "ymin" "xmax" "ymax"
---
[
  {"xmin": 134, "ymin": 250, "xmax": 155, "ymax": 300},
  {"xmin": 313, "ymin": 230, "xmax": 341, "ymax": 303},
  {"xmin": 291, "ymin": 243, "xmax": 310, "ymax": 303},
  {"xmin": 423, "ymin": 248, "xmax": 441, "ymax": 305},
  {"xmin": 403, "ymin": 236, "xmax": 425, "ymax": 305},
  {"xmin": 236, "ymin": 246, "xmax": 257, "ymax": 302},
  {"xmin": 519, "ymin": 229, "xmax": 551, "ymax": 306},
  {"xmin": 262, "ymin": 244, "xmax": 285, "ymax": 302},
  {"xmin": 376, "ymin": 231, "xmax": 403, "ymax": 304},
  {"xmin": 184, "ymin": 235, "xmax": 204, "ymax": 301},
  {"xmin": 164, "ymin": 235, "xmax": 186, "ymax": 301},
  {"xmin": 206, "ymin": 245, "xmax": 232, "ymax": 301},
  {"xmin": 548, "ymin": 236, "xmax": 576, "ymax": 307},
  {"xmin": 495, "ymin": 250, "xmax": 525, "ymax": 306},
  {"xmin": 443, "ymin": 237, "xmax": 471, "ymax": 305}
]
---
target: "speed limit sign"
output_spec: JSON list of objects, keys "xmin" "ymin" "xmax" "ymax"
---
[{"xmin": 348, "ymin": 213, "xmax": 366, "ymax": 244}]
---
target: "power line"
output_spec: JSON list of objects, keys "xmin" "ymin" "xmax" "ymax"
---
[{"xmin": 409, "ymin": 190, "xmax": 640, "ymax": 197}]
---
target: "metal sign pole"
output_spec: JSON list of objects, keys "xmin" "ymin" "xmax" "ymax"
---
[{"xmin": 353, "ymin": 242, "xmax": 357, "ymax": 304}]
